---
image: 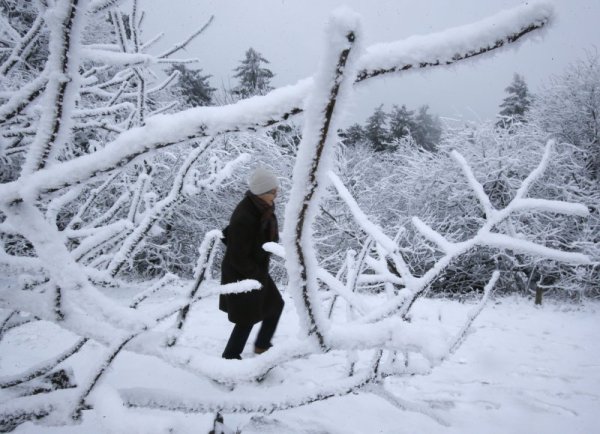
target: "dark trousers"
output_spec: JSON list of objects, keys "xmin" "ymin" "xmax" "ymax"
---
[{"xmin": 222, "ymin": 306, "xmax": 282, "ymax": 359}]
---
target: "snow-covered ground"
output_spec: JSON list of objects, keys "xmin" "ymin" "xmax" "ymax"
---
[{"xmin": 1, "ymin": 286, "xmax": 598, "ymax": 434}]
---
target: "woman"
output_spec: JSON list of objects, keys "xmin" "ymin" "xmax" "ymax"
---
[{"xmin": 219, "ymin": 167, "xmax": 284, "ymax": 360}]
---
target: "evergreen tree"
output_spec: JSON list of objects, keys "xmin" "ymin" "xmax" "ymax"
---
[
  {"xmin": 168, "ymin": 64, "xmax": 215, "ymax": 107},
  {"xmin": 365, "ymin": 104, "xmax": 389, "ymax": 152},
  {"xmin": 339, "ymin": 123, "xmax": 366, "ymax": 147},
  {"xmin": 496, "ymin": 73, "xmax": 532, "ymax": 126},
  {"xmin": 232, "ymin": 47, "xmax": 274, "ymax": 98},
  {"xmin": 388, "ymin": 104, "xmax": 416, "ymax": 141},
  {"xmin": 412, "ymin": 105, "xmax": 441, "ymax": 152}
]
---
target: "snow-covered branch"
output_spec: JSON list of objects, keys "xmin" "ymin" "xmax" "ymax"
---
[
  {"xmin": 0, "ymin": 337, "xmax": 88, "ymax": 388},
  {"xmin": 0, "ymin": 3, "xmax": 552, "ymax": 203},
  {"xmin": 450, "ymin": 150, "xmax": 495, "ymax": 218},
  {"xmin": 283, "ymin": 10, "xmax": 361, "ymax": 350},
  {"xmin": 355, "ymin": 3, "xmax": 552, "ymax": 83},
  {"xmin": 21, "ymin": 0, "xmax": 86, "ymax": 175},
  {"xmin": 106, "ymin": 139, "xmax": 214, "ymax": 277},
  {"xmin": 166, "ymin": 229, "xmax": 222, "ymax": 346},
  {"xmin": 0, "ymin": 13, "xmax": 45, "ymax": 76},
  {"xmin": 159, "ymin": 15, "xmax": 215, "ymax": 59},
  {"xmin": 343, "ymin": 140, "xmax": 590, "ymax": 324}
]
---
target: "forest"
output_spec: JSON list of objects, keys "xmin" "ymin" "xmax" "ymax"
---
[{"xmin": 0, "ymin": 1, "xmax": 597, "ymax": 433}]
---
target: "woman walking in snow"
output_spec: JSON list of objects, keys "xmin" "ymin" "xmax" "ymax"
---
[{"xmin": 219, "ymin": 167, "xmax": 284, "ymax": 360}]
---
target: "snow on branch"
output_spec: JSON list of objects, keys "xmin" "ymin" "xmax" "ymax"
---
[
  {"xmin": 120, "ymin": 350, "xmax": 382, "ymax": 414},
  {"xmin": 484, "ymin": 233, "xmax": 590, "ymax": 264},
  {"xmin": 0, "ymin": 3, "xmax": 553, "ymax": 203},
  {"xmin": 166, "ymin": 229, "xmax": 222, "ymax": 347},
  {"xmin": 107, "ymin": 139, "xmax": 214, "ymax": 277},
  {"xmin": 450, "ymin": 150, "xmax": 495, "ymax": 218},
  {"xmin": 129, "ymin": 273, "xmax": 178, "ymax": 309},
  {"xmin": 514, "ymin": 138, "xmax": 553, "ymax": 200},
  {"xmin": 442, "ymin": 271, "xmax": 499, "ymax": 360},
  {"xmin": 283, "ymin": 9, "xmax": 362, "ymax": 350},
  {"xmin": 328, "ymin": 171, "xmax": 397, "ymax": 253},
  {"xmin": 158, "ymin": 15, "xmax": 215, "ymax": 59},
  {"xmin": 510, "ymin": 198, "xmax": 590, "ymax": 216},
  {"xmin": 80, "ymin": 48, "xmax": 198, "ymax": 67},
  {"xmin": 0, "ymin": 337, "xmax": 88, "ymax": 388},
  {"xmin": 328, "ymin": 171, "xmax": 415, "ymax": 283},
  {"xmin": 66, "ymin": 172, "xmax": 122, "ymax": 229},
  {"xmin": 411, "ymin": 216, "xmax": 454, "ymax": 253},
  {"xmin": 72, "ymin": 102, "xmax": 135, "ymax": 119},
  {"xmin": 345, "ymin": 140, "xmax": 590, "ymax": 324},
  {"xmin": 22, "ymin": 0, "xmax": 86, "ymax": 175},
  {"xmin": 0, "ymin": 74, "xmax": 47, "ymax": 123},
  {"xmin": 0, "ymin": 79, "xmax": 313, "ymax": 202},
  {"xmin": 88, "ymin": 0, "xmax": 127, "ymax": 14},
  {"xmin": 0, "ymin": 13, "xmax": 45, "ymax": 76},
  {"xmin": 70, "ymin": 220, "xmax": 133, "ymax": 262},
  {"xmin": 265, "ymin": 241, "xmax": 368, "ymax": 315},
  {"xmin": 355, "ymin": 3, "xmax": 553, "ymax": 82}
]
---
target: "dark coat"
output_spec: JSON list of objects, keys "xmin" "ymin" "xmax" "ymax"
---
[{"xmin": 219, "ymin": 195, "xmax": 283, "ymax": 325}]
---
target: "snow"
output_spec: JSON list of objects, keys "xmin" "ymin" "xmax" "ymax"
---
[
  {"xmin": 450, "ymin": 150, "xmax": 495, "ymax": 217},
  {"xmin": 282, "ymin": 8, "xmax": 363, "ymax": 345},
  {"xmin": 484, "ymin": 233, "xmax": 590, "ymax": 265},
  {"xmin": 356, "ymin": 2, "xmax": 553, "ymax": 81},
  {"xmin": 2, "ymin": 290, "xmax": 598, "ymax": 434},
  {"xmin": 329, "ymin": 171, "xmax": 399, "ymax": 254},
  {"xmin": 411, "ymin": 216, "xmax": 454, "ymax": 253}
]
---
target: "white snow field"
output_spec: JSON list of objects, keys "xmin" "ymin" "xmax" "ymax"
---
[{"xmin": 1, "ymin": 285, "xmax": 598, "ymax": 434}]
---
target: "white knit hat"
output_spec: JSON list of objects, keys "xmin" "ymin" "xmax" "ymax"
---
[{"xmin": 248, "ymin": 167, "xmax": 279, "ymax": 195}]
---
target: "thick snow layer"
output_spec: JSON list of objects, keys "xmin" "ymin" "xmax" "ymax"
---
[
  {"xmin": 356, "ymin": 2, "xmax": 553, "ymax": 79},
  {"xmin": 1, "ymin": 290, "xmax": 598, "ymax": 434},
  {"xmin": 282, "ymin": 9, "xmax": 363, "ymax": 343}
]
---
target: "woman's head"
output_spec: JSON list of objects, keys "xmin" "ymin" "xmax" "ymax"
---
[{"xmin": 248, "ymin": 167, "xmax": 279, "ymax": 196}]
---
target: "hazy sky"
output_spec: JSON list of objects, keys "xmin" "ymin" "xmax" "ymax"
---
[{"xmin": 139, "ymin": 0, "xmax": 600, "ymax": 124}]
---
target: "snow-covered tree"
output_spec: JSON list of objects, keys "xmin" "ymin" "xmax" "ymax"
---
[
  {"xmin": 388, "ymin": 104, "xmax": 416, "ymax": 142},
  {"xmin": 532, "ymin": 52, "xmax": 600, "ymax": 180},
  {"xmin": 231, "ymin": 47, "xmax": 274, "ymax": 98},
  {"xmin": 338, "ymin": 122, "xmax": 366, "ymax": 147},
  {"xmin": 364, "ymin": 104, "xmax": 389, "ymax": 152},
  {"xmin": 167, "ymin": 64, "xmax": 215, "ymax": 108},
  {"xmin": 496, "ymin": 73, "xmax": 532, "ymax": 127},
  {"xmin": 412, "ymin": 105, "xmax": 442, "ymax": 152},
  {"xmin": 342, "ymin": 104, "xmax": 440, "ymax": 152}
]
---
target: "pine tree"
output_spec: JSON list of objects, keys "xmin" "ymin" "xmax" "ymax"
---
[
  {"xmin": 231, "ymin": 47, "xmax": 274, "ymax": 98},
  {"xmin": 365, "ymin": 104, "xmax": 389, "ymax": 152},
  {"xmin": 339, "ymin": 123, "xmax": 366, "ymax": 147},
  {"xmin": 496, "ymin": 73, "xmax": 532, "ymax": 126},
  {"xmin": 412, "ymin": 105, "xmax": 441, "ymax": 152},
  {"xmin": 168, "ymin": 64, "xmax": 215, "ymax": 107},
  {"xmin": 388, "ymin": 104, "xmax": 416, "ymax": 141}
]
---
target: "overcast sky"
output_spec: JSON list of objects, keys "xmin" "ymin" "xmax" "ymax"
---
[{"xmin": 139, "ymin": 0, "xmax": 600, "ymax": 124}]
